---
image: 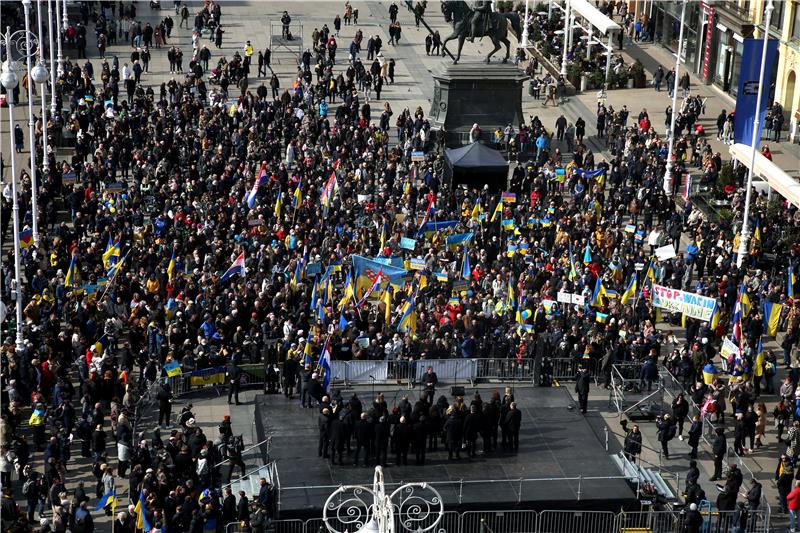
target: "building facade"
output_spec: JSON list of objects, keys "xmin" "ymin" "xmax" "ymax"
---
[{"xmin": 630, "ymin": 0, "xmax": 800, "ymax": 140}]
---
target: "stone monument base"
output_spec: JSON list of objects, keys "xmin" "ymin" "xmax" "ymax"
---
[{"xmin": 429, "ymin": 61, "xmax": 529, "ymax": 148}]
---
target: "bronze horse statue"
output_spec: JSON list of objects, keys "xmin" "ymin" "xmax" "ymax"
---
[{"xmin": 441, "ymin": 1, "xmax": 522, "ymax": 64}]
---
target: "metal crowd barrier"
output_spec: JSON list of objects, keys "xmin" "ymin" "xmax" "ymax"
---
[
  {"xmin": 323, "ymin": 357, "xmax": 590, "ymax": 386},
  {"xmin": 226, "ymin": 507, "xmax": 770, "ymax": 533},
  {"xmin": 166, "ymin": 363, "xmax": 267, "ymax": 397}
]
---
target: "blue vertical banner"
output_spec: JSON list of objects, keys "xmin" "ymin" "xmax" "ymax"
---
[{"xmin": 733, "ymin": 38, "xmax": 779, "ymax": 147}]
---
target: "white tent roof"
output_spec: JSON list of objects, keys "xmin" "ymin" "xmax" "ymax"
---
[
  {"xmin": 729, "ymin": 142, "xmax": 800, "ymax": 208},
  {"xmin": 568, "ymin": 0, "xmax": 622, "ymax": 35}
]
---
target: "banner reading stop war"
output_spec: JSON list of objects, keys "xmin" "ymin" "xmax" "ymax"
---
[{"xmin": 651, "ymin": 285, "xmax": 717, "ymax": 322}]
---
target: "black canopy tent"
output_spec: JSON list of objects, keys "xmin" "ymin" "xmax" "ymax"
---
[{"xmin": 444, "ymin": 142, "xmax": 509, "ymax": 192}]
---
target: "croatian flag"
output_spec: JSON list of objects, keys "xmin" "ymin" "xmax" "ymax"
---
[
  {"xmin": 220, "ymin": 252, "xmax": 246, "ymax": 283},
  {"xmin": 245, "ymin": 164, "xmax": 268, "ymax": 209},
  {"xmin": 318, "ymin": 339, "xmax": 332, "ymax": 393},
  {"xmin": 355, "ymin": 268, "xmax": 382, "ymax": 309}
]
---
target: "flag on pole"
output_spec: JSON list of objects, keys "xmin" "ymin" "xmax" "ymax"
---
[
  {"xmin": 102, "ymin": 236, "xmax": 121, "ymax": 269},
  {"xmin": 19, "ymin": 229, "xmax": 33, "ymax": 248},
  {"xmin": 620, "ymin": 273, "xmax": 637, "ymax": 305},
  {"xmin": 355, "ymin": 269, "xmax": 382, "ymax": 308},
  {"xmin": 461, "ymin": 246, "xmax": 471, "ymax": 280},
  {"xmin": 245, "ymin": 164, "xmax": 267, "ymax": 209},
  {"xmin": 490, "ymin": 200, "xmax": 503, "ymax": 222},
  {"xmin": 318, "ymin": 340, "xmax": 332, "ymax": 393},
  {"xmin": 220, "ymin": 252, "xmax": 246, "ymax": 283},
  {"xmin": 167, "ymin": 250, "xmax": 176, "ymax": 282},
  {"xmin": 274, "ymin": 188, "xmax": 283, "ymax": 220},
  {"xmin": 789, "ymin": 263, "xmax": 796, "ymax": 299},
  {"xmin": 293, "ymin": 179, "xmax": 303, "ymax": 209},
  {"xmin": 94, "ymin": 489, "xmax": 117, "ymax": 511},
  {"xmin": 65, "ymin": 255, "xmax": 78, "ymax": 288}
]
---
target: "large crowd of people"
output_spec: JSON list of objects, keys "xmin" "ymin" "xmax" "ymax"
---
[{"xmin": 0, "ymin": 0, "xmax": 798, "ymax": 532}]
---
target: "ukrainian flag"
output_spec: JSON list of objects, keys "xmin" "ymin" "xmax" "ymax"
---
[
  {"xmin": 274, "ymin": 188, "xmax": 283, "ymax": 219},
  {"xmin": 64, "ymin": 255, "xmax": 78, "ymax": 288},
  {"xmin": 490, "ymin": 200, "xmax": 503, "ymax": 223},
  {"xmin": 620, "ymin": 273, "xmax": 637, "ymax": 305},
  {"xmin": 507, "ymin": 277, "xmax": 516, "ymax": 309},
  {"xmin": 94, "ymin": 489, "xmax": 117, "ymax": 511},
  {"xmin": 352, "ymin": 255, "xmax": 407, "ymax": 299},
  {"xmin": 383, "ymin": 286, "xmax": 393, "ymax": 324},
  {"xmin": 591, "ymin": 278, "xmax": 605, "ymax": 307},
  {"xmin": 789, "ymin": 263, "xmax": 796, "ymax": 299},
  {"xmin": 434, "ymin": 271, "xmax": 448, "ymax": 282},
  {"xmin": 471, "ymin": 199, "xmax": 481, "ymax": 222},
  {"xmin": 740, "ymin": 284, "xmax": 752, "ymax": 317},
  {"xmin": 707, "ymin": 301, "xmax": 720, "ymax": 330},
  {"xmin": 596, "ymin": 312, "xmax": 609, "ymax": 323},
  {"xmin": 397, "ymin": 293, "xmax": 417, "ymax": 334},
  {"xmin": 167, "ymin": 250, "xmax": 176, "ymax": 282},
  {"xmin": 135, "ymin": 490, "xmax": 152, "ymax": 531},
  {"xmin": 763, "ymin": 301, "xmax": 783, "ymax": 337},
  {"xmin": 568, "ymin": 244, "xmax": 579, "ymax": 282},
  {"xmin": 702, "ymin": 362, "xmax": 718, "ymax": 385},
  {"xmin": 164, "ymin": 360, "xmax": 182, "ymax": 377},
  {"xmin": 461, "ymin": 246, "xmax": 471, "ymax": 280},
  {"xmin": 338, "ymin": 268, "xmax": 355, "ymax": 310},
  {"xmin": 293, "ymin": 180, "xmax": 303, "ymax": 209},
  {"xmin": 102, "ymin": 236, "xmax": 121, "ymax": 269}
]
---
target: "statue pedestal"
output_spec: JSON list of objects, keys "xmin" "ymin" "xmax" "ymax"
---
[{"xmin": 429, "ymin": 62, "xmax": 529, "ymax": 147}]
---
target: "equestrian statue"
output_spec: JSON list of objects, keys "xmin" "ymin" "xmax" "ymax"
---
[{"xmin": 440, "ymin": 0, "xmax": 522, "ymax": 64}]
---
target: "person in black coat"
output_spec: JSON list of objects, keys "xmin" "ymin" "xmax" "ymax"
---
[
  {"xmin": 656, "ymin": 414, "xmax": 676, "ymax": 459},
  {"xmin": 575, "ymin": 367, "xmax": 591, "ymax": 414},
  {"xmin": 687, "ymin": 415, "xmax": 702, "ymax": 459},
  {"xmin": 671, "ymin": 393, "xmax": 690, "ymax": 438},
  {"xmin": 482, "ymin": 398, "xmax": 499, "ymax": 453},
  {"xmin": 374, "ymin": 416, "xmax": 390, "ymax": 467},
  {"xmin": 683, "ymin": 503, "xmax": 703, "ymax": 533},
  {"xmin": 237, "ymin": 492, "xmax": 250, "ymax": 522},
  {"xmin": 444, "ymin": 408, "xmax": 463, "ymax": 460},
  {"xmin": 282, "ymin": 356, "xmax": 299, "ymax": 399},
  {"xmin": 393, "ymin": 416, "xmax": 412, "ymax": 465},
  {"xmin": 353, "ymin": 412, "xmax": 373, "ymax": 466},
  {"xmin": 733, "ymin": 412, "xmax": 746, "ymax": 456},
  {"xmin": 412, "ymin": 416, "xmax": 428, "ymax": 465},
  {"xmin": 222, "ymin": 487, "xmax": 237, "ymax": 524},
  {"xmin": 329, "ymin": 410, "xmax": 346, "ymax": 465},
  {"xmin": 711, "ymin": 427, "xmax": 727, "ymax": 481},
  {"xmin": 318, "ymin": 408, "xmax": 332, "ymax": 459},
  {"xmin": 503, "ymin": 402, "xmax": 522, "ymax": 452},
  {"xmin": 463, "ymin": 406, "xmax": 481, "ymax": 458},
  {"xmin": 623, "ymin": 424, "xmax": 642, "ymax": 462}
]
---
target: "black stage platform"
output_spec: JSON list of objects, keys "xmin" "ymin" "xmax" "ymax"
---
[{"xmin": 255, "ymin": 386, "xmax": 635, "ymax": 518}]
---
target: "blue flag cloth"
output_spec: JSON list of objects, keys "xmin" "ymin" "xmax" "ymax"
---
[
  {"xmin": 733, "ymin": 38, "xmax": 780, "ymax": 147},
  {"xmin": 95, "ymin": 489, "xmax": 116, "ymax": 511}
]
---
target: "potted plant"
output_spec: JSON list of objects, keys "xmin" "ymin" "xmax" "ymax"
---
[
  {"xmin": 630, "ymin": 60, "xmax": 647, "ymax": 88},
  {"xmin": 588, "ymin": 70, "xmax": 605, "ymax": 90},
  {"xmin": 566, "ymin": 62, "xmax": 583, "ymax": 88}
]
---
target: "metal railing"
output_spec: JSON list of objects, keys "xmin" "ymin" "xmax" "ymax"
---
[
  {"xmin": 316, "ymin": 357, "xmax": 594, "ymax": 388},
  {"xmin": 226, "ymin": 507, "xmax": 771, "ymax": 533}
]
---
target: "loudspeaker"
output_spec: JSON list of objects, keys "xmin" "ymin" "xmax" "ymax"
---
[{"xmin": 451, "ymin": 386, "xmax": 465, "ymax": 397}]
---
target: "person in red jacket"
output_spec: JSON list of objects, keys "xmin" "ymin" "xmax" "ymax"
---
[{"xmin": 787, "ymin": 480, "xmax": 800, "ymax": 532}]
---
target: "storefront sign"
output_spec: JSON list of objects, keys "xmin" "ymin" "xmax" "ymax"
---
[
  {"xmin": 701, "ymin": 3, "xmax": 715, "ymax": 80},
  {"xmin": 651, "ymin": 284, "xmax": 717, "ymax": 321}
]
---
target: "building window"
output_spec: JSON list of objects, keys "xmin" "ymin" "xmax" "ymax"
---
[
  {"xmin": 771, "ymin": 0, "xmax": 786, "ymax": 29},
  {"xmin": 793, "ymin": 2, "xmax": 800, "ymax": 40}
]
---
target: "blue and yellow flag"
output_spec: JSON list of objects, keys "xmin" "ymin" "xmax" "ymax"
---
[
  {"xmin": 19, "ymin": 229, "xmax": 33, "ymax": 248},
  {"xmin": 789, "ymin": 263, "xmax": 796, "ymax": 299},
  {"xmin": 507, "ymin": 276, "xmax": 516, "ymax": 309},
  {"xmin": 490, "ymin": 200, "xmax": 503, "ymax": 223},
  {"xmin": 568, "ymin": 244, "xmax": 579, "ymax": 282},
  {"xmin": 102, "ymin": 236, "xmax": 121, "ymax": 269},
  {"xmin": 135, "ymin": 489, "xmax": 151, "ymax": 531},
  {"xmin": 95, "ymin": 489, "xmax": 117, "ymax": 511},
  {"xmin": 740, "ymin": 284, "xmax": 752, "ymax": 318},
  {"xmin": 461, "ymin": 246, "xmax": 471, "ymax": 280},
  {"xmin": 762, "ymin": 301, "xmax": 783, "ymax": 337},
  {"xmin": 397, "ymin": 293, "xmax": 417, "ymax": 334},
  {"xmin": 274, "ymin": 188, "xmax": 283, "ymax": 219},
  {"xmin": 293, "ymin": 180, "xmax": 303, "ymax": 209},
  {"xmin": 64, "ymin": 255, "xmax": 78, "ymax": 288},
  {"xmin": 164, "ymin": 360, "xmax": 182, "ymax": 377},
  {"xmin": 167, "ymin": 250, "xmax": 176, "ymax": 282},
  {"xmin": 620, "ymin": 273, "xmax": 637, "ymax": 305}
]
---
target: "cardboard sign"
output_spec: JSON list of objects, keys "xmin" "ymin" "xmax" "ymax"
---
[
  {"xmin": 408, "ymin": 257, "xmax": 426, "ymax": 271},
  {"xmin": 655, "ymin": 244, "xmax": 677, "ymax": 261},
  {"xmin": 400, "ymin": 237, "xmax": 417, "ymax": 250},
  {"xmin": 651, "ymin": 284, "xmax": 717, "ymax": 321},
  {"xmin": 411, "ymin": 151, "xmax": 425, "ymax": 162}
]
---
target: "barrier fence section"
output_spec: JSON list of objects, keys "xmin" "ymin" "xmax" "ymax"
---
[
  {"xmin": 325, "ymin": 357, "xmax": 549, "ymax": 386},
  {"xmin": 167, "ymin": 363, "xmax": 266, "ymax": 397},
  {"xmin": 227, "ymin": 506, "xmax": 769, "ymax": 533}
]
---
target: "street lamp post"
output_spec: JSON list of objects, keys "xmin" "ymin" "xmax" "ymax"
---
[
  {"xmin": 521, "ymin": 0, "xmax": 530, "ymax": 47},
  {"xmin": 1, "ymin": 30, "xmax": 26, "ymax": 352},
  {"xmin": 663, "ymin": 0, "xmax": 688, "ymax": 196},
  {"xmin": 560, "ymin": 0, "xmax": 571, "ymax": 77},
  {"xmin": 54, "ymin": 0, "xmax": 64, "ymax": 76},
  {"xmin": 36, "ymin": 0, "xmax": 52, "ymax": 178},
  {"xmin": 736, "ymin": 0, "xmax": 775, "ymax": 268},
  {"xmin": 22, "ymin": 0, "xmax": 42, "ymax": 246},
  {"xmin": 322, "ymin": 467, "xmax": 443, "ymax": 533},
  {"xmin": 48, "ymin": 0, "xmax": 58, "ymax": 116}
]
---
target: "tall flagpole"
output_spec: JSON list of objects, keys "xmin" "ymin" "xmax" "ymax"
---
[{"xmin": 736, "ymin": 0, "xmax": 774, "ymax": 268}]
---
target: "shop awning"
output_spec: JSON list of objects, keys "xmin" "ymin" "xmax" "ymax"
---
[
  {"xmin": 728, "ymin": 143, "xmax": 800, "ymax": 208},
  {"xmin": 568, "ymin": 0, "xmax": 622, "ymax": 35}
]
